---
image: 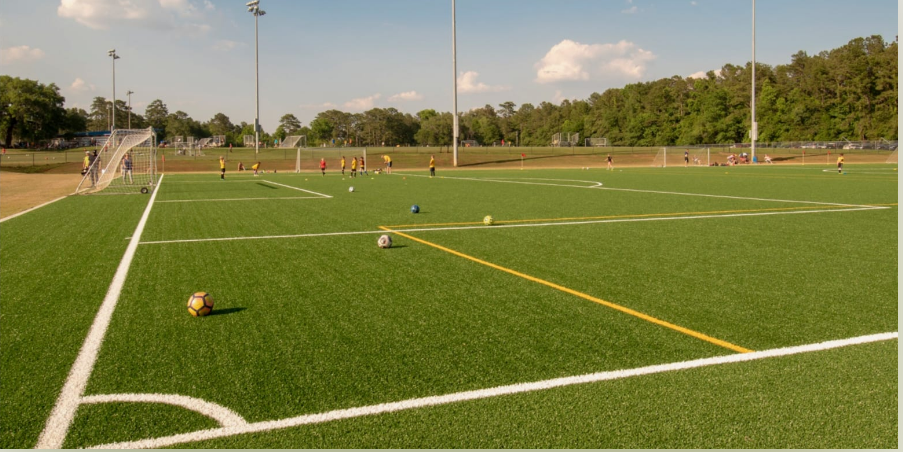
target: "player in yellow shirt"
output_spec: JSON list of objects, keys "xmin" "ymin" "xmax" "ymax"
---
[
  {"xmin": 351, "ymin": 156, "xmax": 357, "ymax": 178},
  {"xmin": 837, "ymin": 153, "xmax": 844, "ymax": 173},
  {"xmin": 429, "ymin": 155, "xmax": 436, "ymax": 177},
  {"xmin": 252, "ymin": 161, "xmax": 261, "ymax": 176},
  {"xmin": 384, "ymin": 154, "xmax": 393, "ymax": 174},
  {"xmin": 340, "ymin": 156, "xmax": 346, "ymax": 175},
  {"xmin": 219, "ymin": 156, "xmax": 226, "ymax": 180}
]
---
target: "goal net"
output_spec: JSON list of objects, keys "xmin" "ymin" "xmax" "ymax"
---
[
  {"xmin": 243, "ymin": 135, "xmax": 256, "ymax": 147},
  {"xmin": 652, "ymin": 148, "xmax": 666, "ymax": 167},
  {"xmin": 281, "ymin": 135, "xmax": 306, "ymax": 148},
  {"xmin": 585, "ymin": 137, "xmax": 608, "ymax": 147},
  {"xmin": 552, "ymin": 132, "xmax": 579, "ymax": 147},
  {"xmin": 687, "ymin": 147, "xmax": 709, "ymax": 166},
  {"xmin": 886, "ymin": 149, "xmax": 898, "ymax": 164},
  {"xmin": 75, "ymin": 128, "xmax": 157, "ymax": 195}
]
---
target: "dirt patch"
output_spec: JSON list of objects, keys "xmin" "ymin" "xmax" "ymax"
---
[{"xmin": 0, "ymin": 172, "xmax": 80, "ymax": 219}]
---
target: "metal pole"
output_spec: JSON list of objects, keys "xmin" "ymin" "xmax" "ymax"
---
[
  {"xmin": 127, "ymin": 90, "xmax": 134, "ymax": 129},
  {"xmin": 255, "ymin": 12, "xmax": 260, "ymax": 159},
  {"xmin": 751, "ymin": 0, "xmax": 757, "ymax": 163},
  {"xmin": 111, "ymin": 56, "xmax": 116, "ymax": 132},
  {"xmin": 452, "ymin": 0, "xmax": 458, "ymax": 167}
]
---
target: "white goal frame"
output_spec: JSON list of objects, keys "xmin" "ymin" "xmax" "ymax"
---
[
  {"xmin": 585, "ymin": 137, "xmax": 608, "ymax": 147},
  {"xmin": 75, "ymin": 128, "xmax": 157, "ymax": 195},
  {"xmin": 281, "ymin": 135, "xmax": 306, "ymax": 148}
]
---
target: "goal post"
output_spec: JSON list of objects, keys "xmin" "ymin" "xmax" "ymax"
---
[
  {"xmin": 886, "ymin": 149, "xmax": 898, "ymax": 164},
  {"xmin": 652, "ymin": 148, "xmax": 666, "ymax": 167},
  {"xmin": 585, "ymin": 137, "xmax": 608, "ymax": 147},
  {"xmin": 75, "ymin": 128, "xmax": 157, "ymax": 195},
  {"xmin": 281, "ymin": 135, "xmax": 306, "ymax": 148}
]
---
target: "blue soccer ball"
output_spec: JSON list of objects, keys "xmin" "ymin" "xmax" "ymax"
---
[{"xmin": 411, "ymin": 204, "xmax": 420, "ymax": 213}]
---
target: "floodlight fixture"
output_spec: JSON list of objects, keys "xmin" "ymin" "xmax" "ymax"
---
[{"xmin": 246, "ymin": 0, "xmax": 259, "ymax": 6}]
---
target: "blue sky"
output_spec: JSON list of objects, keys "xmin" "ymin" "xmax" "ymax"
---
[{"xmin": 0, "ymin": 0, "xmax": 897, "ymax": 131}]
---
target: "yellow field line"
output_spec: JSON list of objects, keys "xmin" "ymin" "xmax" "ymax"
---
[
  {"xmin": 383, "ymin": 205, "xmax": 857, "ymax": 229},
  {"xmin": 380, "ymin": 226, "xmax": 753, "ymax": 354}
]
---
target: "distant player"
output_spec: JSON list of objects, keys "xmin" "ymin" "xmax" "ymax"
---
[
  {"xmin": 121, "ymin": 153, "xmax": 133, "ymax": 184},
  {"xmin": 252, "ymin": 161, "xmax": 261, "ymax": 176},
  {"xmin": 764, "ymin": 154, "xmax": 773, "ymax": 164},
  {"xmin": 319, "ymin": 157, "xmax": 326, "ymax": 176},
  {"xmin": 837, "ymin": 153, "xmax": 844, "ymax": 173},
  {"xmin": 429, "ymin": 155, "xmax": 436, "ymax": 177},
  {"xmin": 384, "ymin": 154, "xmax": 393, "ymax": 174},
  {"xmin": 684, "ymin": 149, "xmax": 689, "ymax": 167},
  {"xmin": 219, "ymin": 156, "xmax": 225, "ymax": 180},
  {"xmin": 606, "ymin": 154, "xmax": 613, "ymax": 170},
  {"xmin": 237, "ymin": 161, "xmax": 245, "ymax": 171},
  {"xmin": 341, "ymin": 156, "xmax": 346, "ymax": 175},
  {"xmin": 351, "ymin": 156, "xmax": 357, "ymax": 178},
  {"xmin": 360, "ymin": 155, "xmax": 367, "ymax": 176}
]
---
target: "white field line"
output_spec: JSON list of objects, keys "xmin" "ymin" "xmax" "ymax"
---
[
  {"xmin": 35, "ymin": 175, "xmax": 165, "ymax": 449},
  {"xmin": 90, "ymin": 331, "xmax": 898, "ymax": 449},
  {"xmin": 0, "ymin": 195, "xmax": 67, "ymax": 223},
  {"xmin": 155, "ymin": 196, "xmax": 327, "ymax": 203},
  {"xmin": 80, "ymin": 394, "xmax": 247, "ymax": 428},
  {"xmin": 261, "ymin": 180, "xmax": 332, "ymax": 198},
  {"xmin": 397, "ymin": 172, "xmax": 873, "ymax": 208},
  {"xmin": 138, "ymin": 205, "xmax": 887, "ymax": 246},
  {"xmin": 162, "ymin": 180, "xmax": 263, "ymax": 184}
]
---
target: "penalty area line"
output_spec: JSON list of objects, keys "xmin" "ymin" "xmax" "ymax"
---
[
  {"xmin": 261, "ymin": 180, "xmax": 332, "ymax": 198},
  {"xmin": 90, "ymin": 332, "xmax": 897, "ymax": 449},
  {"xmin": 35, "ymin": 175, "xmax": 165, "ymax": 449}
]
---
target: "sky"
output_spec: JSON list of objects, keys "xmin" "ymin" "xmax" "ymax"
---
[{"xmin": 0, "ymin": 0, "xmax": 898, "ymax": 132}]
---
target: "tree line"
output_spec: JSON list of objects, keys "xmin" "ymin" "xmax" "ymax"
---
[{"xmin": 0, "ymin": 35, "xmax": 895, "ymax": 149}]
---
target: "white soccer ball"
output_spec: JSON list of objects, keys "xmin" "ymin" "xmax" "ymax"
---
[
  {"xmin": 377, "ymin": 234, "xmax": 392, "ymax": 249},
  {"xmin": 348, "ymin": 186, "xmax": 355, "ymax": 192}
]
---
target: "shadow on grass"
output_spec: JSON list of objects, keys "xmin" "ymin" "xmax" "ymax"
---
[
  {"xmin": 256, "ymin": 182, "xmax": 278, "ymax": 189},
  {"xmin": 210, "ymin": 307, "xmax": 247, "ymax": 316}
]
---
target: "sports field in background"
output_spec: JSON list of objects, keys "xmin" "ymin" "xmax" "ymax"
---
[{"xmin": 1, "ymin": 163, "xmax": 897, "ymax": 448}]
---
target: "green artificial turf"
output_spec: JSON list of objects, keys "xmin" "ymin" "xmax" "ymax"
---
[{"xmin": 1, "ymin": 165, "xmax": 896, "ymax": 448}]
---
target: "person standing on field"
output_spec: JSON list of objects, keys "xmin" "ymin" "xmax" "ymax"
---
[
  {"xmin": 684, "ymin": 149, "xmax": 689, "ymax": 167},
  {"xmin": 360, "ymin": 155, "xmax": 367, "ymax": 176},
  {"xmin": 429, "ymin": 155, "xmax": 436, "ymax": 177},
  {"xmin": 340, "ymin": 156, "xmax": 346, "ymax": 175},
  {"xmin": 319, "ymin": 157, "xmax": 326, "ymax": 176},
  {"xmin": 121, "ymin": 153, "xmax": 133, "ymax": 184},
  {"xmin": 219, "ymin": 156, "xmax": 226, "ymax": 180},
  {"xmin": 837, "ymin": 153, "xmax": 844, "ymax": 173},
  {"xmin": 351, "ymin": 156, "xmax": 357, "ymax": 178},
  {"xmin": 606, "ymin": 154, "xmax": 613, "ymax": 171}
]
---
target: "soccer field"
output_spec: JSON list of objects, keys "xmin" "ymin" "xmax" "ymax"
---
[{"xmin": 1, "ymin": 164, "xmax": 897, "ymax": 448}]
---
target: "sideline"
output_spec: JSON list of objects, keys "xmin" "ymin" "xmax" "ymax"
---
[
  {"xmin": 0, "ymin": 195, "xmax": 68, "ymax": 223},
  {"xmin": 35, "ymin": 176, "xmax": 165, "ymax": 449}
]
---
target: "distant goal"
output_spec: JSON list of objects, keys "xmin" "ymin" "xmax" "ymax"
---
[
  {"xmin": 281, "ymin": 135, "xmax": 306, "ymax": 148},
  {"xmin": 585, "ymin": 137, "xmax": 608, "ymax": 147}
]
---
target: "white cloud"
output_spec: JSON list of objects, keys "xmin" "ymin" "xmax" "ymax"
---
[
  {"xmin": 688, "ymin": 69, "xmax": 722, "ymax": 79},
  {"xmin": 58, "ymin": 0, "xmax": 213, "ymax": 33},
  {"xmin": 691, "ymin": 1, "xmax": 698, "ymax": 5},
  {"xmin": 212, "ymin": 40, "xmax": 245, "ymax": 52},
  {"xmin": 344, "ymin": 94, "xmax": 381, "ymax": 111},
  {"xmin": 534, "ymin": 39, "xmax": 656, "ymax": 84},
  {"xmin": 622, "ymin": 6, "xmax": 638, "ymax": 14},
  {"xmin": 0, "ymin": 45, "xmax": 45, "ymax": 63},
  {"xmin": 300, "ymin": 102, "xmax": 337, "ymax": 110},
  {"xmin": 388, "ymin": 91, "xmax": 423, "ymax": 102},
  {"xmin": 457, "ymin": 71, "xmax": 510, "ymax": 93},
  {"xmin": 69, "ymin": 78, "xmax": 96, "ymax": 92}
]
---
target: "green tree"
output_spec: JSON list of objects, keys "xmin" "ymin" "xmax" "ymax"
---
[{"xmin": 0, "ymin": 76, "xmax": 66, "ymax": 147}]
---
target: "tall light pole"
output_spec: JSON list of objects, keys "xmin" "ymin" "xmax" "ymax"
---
[
  {"xmin": 247, "ymin": 1, "xmax": 265, "ymax": 158},
  {"xmin": 126, "ymin": 90, "xmax": 134, "ymax": 129},
  {"xmin": 452, "ymin": 0, "xmax": 459, "ymax": 167},
  {"xmin": 108, "ymin": 49, "xmax": 119, "ymax": 132},
  {"xmin": 751, "ymin": 0, "xmax": 757, "ymax": 163}
]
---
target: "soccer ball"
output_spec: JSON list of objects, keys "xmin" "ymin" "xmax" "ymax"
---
[
  {"xmin": 348, "ymin": 186, "xmax": 355, "ymax": 192},
  {"xmin": 377, "ymin": 234, "xmax": 392, "ymax": 248},
  {"xmin": 411, "ymin": 204, "xmax": 420, "ymax": 213},
  {"xmin": 483, "ymin": 215, "xmax": 494, "ymax": 226},
  {"xmin": 187, "ymin": 292, "xmax": 214, "ymax": 317}
]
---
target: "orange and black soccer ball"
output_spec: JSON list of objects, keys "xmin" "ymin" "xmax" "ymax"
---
[{"xmin": 187, "ymin": 292, "xmax": 214, "ymax": 317}]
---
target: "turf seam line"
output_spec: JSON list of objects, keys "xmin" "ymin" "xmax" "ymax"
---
[
  {"xmin": 381, "ymin": 227, "xmax": 752, "ymax": 354},
  {"xmin": 0, "ymin": 195, "xmax": 68, "ymax": 223},
  {"xmin": 260, "ymin": 180, "xmax": 332, "ymax": 198},
  {"xmin": 34, "ymin": 175, "xmax": 165, "ymax": 449},
  {"xmin": 88, "ymin": 332, "xmax": 898, "ymax": 449}
]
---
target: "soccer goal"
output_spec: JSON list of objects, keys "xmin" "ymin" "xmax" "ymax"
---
[
  {"xmin": 281, "ymin": 135, "xmax": 306, "ymax": 148},
  {"xmin": 243, "ymin": 135, "xmax": 256, "ymax": 148},
  {"xmin": 652, "ymin": 148, "xmax": 667, "ymax": 167},
  {"xmin": 585, "ymin": 137, "xmax": 608, "ymax": 147},
  {"xmin": 75, "ymin": 128, "xmax": 157, "ymax": 195},
  {"xmin": 688, "ymin": 147, "xmax": 710, "ymax": 166},
  {"xmin": 552, "ymin": 133, "xmax": 579, "ymax": 147},
  {"xmin": 886, "ymin": 149, "xmax": 898, "ymax": 164}
]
